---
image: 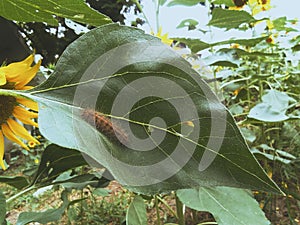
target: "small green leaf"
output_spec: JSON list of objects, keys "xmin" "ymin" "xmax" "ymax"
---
[
  {"xmin": 92, "ymin": 188, "xmax": 111, "ymax": 197},
  {"xmin": 159, "ymin": 0, "xmax": 168, "ymax": 6},
  {"xmin": 177, "ymin": 187, "xmax": 271, "ymax": 225},
  {"xmin": 218, "ymin": 48, "xmax": 279, "ymax": 58},
  {"xmin": 174, "ymin": 36, "xmax": 267, "ymax": 53},
  {"xmin": 0, "ymin": 176, "xmax": 29, "ymax": 189},
  {"xmin": 208, "ymin": 8, "xmax": 262, "ymax": 30},
  {"xmin": 0, "ymin": 191, "xmax": 6, "ymax": 223},
  {"xmin": 251, "ymin": 148, "xmax": 292, "ymax": 164},
  {"xmin": 203, "ymin": 50, "xmax": 241, "ymax": 67},
  {"xmin": 126, "ymin": 196, "xmax": 147, "ymax": 225},
  {"xmin": 240, "ymin": 127, "xmax": 256, "ymax": 143},
  {"xmin": 16, "ymin": 191, "xmax": 69, "ymax": 225},
  {"xmin": 248, "ymin": 90, "xmax": 297, "ymax": 122},
  {"xmin": 55, "ymin": 174, "xmax": 107, "ymax": 190},
  {"xmin": 167, "ymin": 0, "xmax": 204, "ymax": 7},
  {"xmin": 0, "ymin": 0, "xmax": 112, "ymax": 26},
  {"xmin": 212, "ymin": 0, "xmax": 235, "ymax": 6},
  {"xmin": 270, "ymin": 17, "xmax": 298, "ymax": 32},
  {"xmin": 177, "ymin": 19, "xmax": 199, "ymax": 30}
]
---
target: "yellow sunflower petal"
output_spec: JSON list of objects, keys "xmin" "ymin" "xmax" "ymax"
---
[
  {"xmin": 2, "ymin": 55, "xmax": 34, "ymax": 80},
  {"xmin": 7, "ymin": 118, "xmax": 40, "ymax": 144},
  {"xmin": 13, "ymin": 108, "xmax": 39, "ymax": 128},
  {"xmin": 19, "ymin": 86, "xmax": 34, "ymax": 90},
  {"xmin": 0, "ymin": 70, "xmax": 7, "ymax": 86},
  {"xmin": 13, "ymin": 106, "xmax": 38, "ymax": 118},
  {"xmin": 16, "ymin": 98, "xmax": 38, "ymax": 111},
  {"xmin": 15, "ymin": 59, "xmax": 42, "ymax": 89},
  {"xmin": 154, "ymin": 26, "xmax": 173, "ymax": 46},
  {"xmin": 0, "ymin": 131, "xmax": 6, "ymax": 170},
  {"xmin": 1, "ymin": 124, "xmax": 29, "ymax": 150}
]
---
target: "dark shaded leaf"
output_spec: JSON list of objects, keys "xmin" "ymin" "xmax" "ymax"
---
[
  {"xmin": 54, "ymin": 174, "xmax": 109, "ymax": 189},
  {"xmin": 31, "ymin": 144, "xmax": 87, "ymax": 185},
  {"xmin": 0, "ymin": 176, "xmax": 29, "ymax": 189}
]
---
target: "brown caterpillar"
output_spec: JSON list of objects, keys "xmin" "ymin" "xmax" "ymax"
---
[{"xmin": 81, "ymin": 109, "xmax": 128, "ymax": 146}]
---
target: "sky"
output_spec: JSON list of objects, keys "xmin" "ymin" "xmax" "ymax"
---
[{"xmin": 124, "ymin": 0, "xmax": 300, "ymax": 42}]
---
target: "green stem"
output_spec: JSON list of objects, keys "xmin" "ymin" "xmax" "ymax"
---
[
  {"xmin": 0, "ymin": 89, "xmax": 24, "ymax": 98},
  {"xmin": 6, "ymin": 185, "xmax": 36, "ymax": 203},
  {"xmin": 176, "ymin": 194, "xmax": 185, "ymax": 225},
  {"xmin": 155, "ymin": 0, "xmax": 160, "ymax": 33},
  {"xmin": 213, "ymin": 68, "xmax": 218, "ymax": 95},
  {"xmin": 246, "ymin": 78, "xmax": 251, "ymax": 109},
  {"xmin": 198, "ymin": 222, "xmax": 218, "ymax": 225},
  {"xmin": 155, "ymin": 195, "xmax": 161, "ymax": 225},
  {"xmin": 132, "ymin": 0, "xmax": 153, "ymax": 31},
  {"xmin": 191, "ymin": 208, "xmax": 197, "ymax": 224},
  {"xmin": 156, "ymin": 195, "xmax": 178, "ymax": 219}
]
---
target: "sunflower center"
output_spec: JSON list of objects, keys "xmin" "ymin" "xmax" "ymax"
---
[{"xmin": 0, "ymin": 95, "xmax": 17, "ymax": 125}]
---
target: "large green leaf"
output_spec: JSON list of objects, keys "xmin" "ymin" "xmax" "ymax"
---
[
  {"xmin": 0, "ymin": 191, "xmax": 5, "ymax": 224},
  {"xmin": 7, "ymin": 24, "xmax": 281, "ymax": 195},
  {"xmin": 174, "ymin": 36, "xmax": 267, "ymax": 53},
  {"xmin": 208, "ymin": 8, "xmax": 263, "ymax": 30},
  {"xmin": 177, "ymin": 187, "xmax": 271, "ymax": 225},
  {"xmin": 0, "ymin": 0, "xmax": 112, "ymax": 26},
  {"xmin": 126, "ymin": 195, "xmax": 147, "ymax": 225}
]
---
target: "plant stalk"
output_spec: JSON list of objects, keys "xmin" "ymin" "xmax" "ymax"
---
[
  {"xmin": 156, "ymin": 195, "xmax": 178, "ymax": 219},
  {"xmin": 6, "ymin": 185, "xmax": 36, "ymax": 203},
  {"xmin": 155, "ymin": 195, "xmax": 161, "ymax": 225},
  {"xmin": 176, "ymin": 194, "xmax": 185, "ymax": 225}
]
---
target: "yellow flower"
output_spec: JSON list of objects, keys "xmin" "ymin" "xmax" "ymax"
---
[
  {"xmin": 248, "ymin": 0, "xmax": 272, "ymax": 15},
  {"xmin": 230, "ymin": 44, "xmax": 240, "ymax": 49},
  {"xmin": 151, "ymin": 27, "xmax": 173, "ymax": 46},
  {"xmin": 229, "ymin": 0, "xmax": 247, "ymax": 10},
  {"xmin": 266, "ymin": 19, "xmax": 274, "ymax": 30},
  {"xmin": 34, "ymin": 158, "xmax": 39, "ymax": 164},
  {"xmin": 266, "ymin": 35, "xmax": 275, "ymax": 44},
  {"xmin": 28, "ymin": 140, "xmax": 36, "ymax": 148},
  {"xmin": 0, "ymin": 54, "xmax": 41, "ymax": 170}
]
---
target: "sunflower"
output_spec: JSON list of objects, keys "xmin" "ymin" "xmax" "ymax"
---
[
  {"xmin": 248, "ymin": 0, "xmax": 271, "ymax": 15},
  {"xmin": 0, "ymin": 54, "xmax": 41, "ymax": 170},
  {"xmin": 151, "ymin": 26, "xmax": 173, "ymax": 46}
]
